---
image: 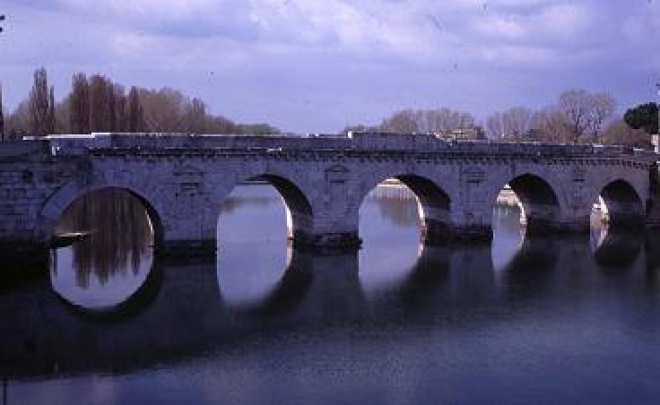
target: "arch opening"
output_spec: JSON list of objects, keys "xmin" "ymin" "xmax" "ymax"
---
[
  {"xmin": 216, "ymin": 176, "xmax": 313, "ymax": 305},
  {"xmin": 358, "ymin": 176, "xmax": 450, "ymax": 292},
  {"xmin": 492, "ymin": 174, "xmax": 560, "ymax": 271},
  {"xmin": 508, "ymin": 174, "xmax": 560, "ymax": 235},
  {"xmin": 589, "ymin": 180, "xmax": 645, "ymax": 267},
  {"xmin": 50, "ymin": 187, "xmax": 157, "ymax": 311},
  {"xmin": 397, "ymin": 175, "xmax": 451, "ymax": 245},
  {"xmin": 250, "ymin": 174, "xmax": 313, "ymax": 242},
  {"xmin": 597, "ymin": 180, "xmax": 644, "ymax": 231}
]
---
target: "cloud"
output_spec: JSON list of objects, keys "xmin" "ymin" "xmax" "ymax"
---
[{"xmin": 1, "ymin": 0, "xmax": 659, "ymax": 132}]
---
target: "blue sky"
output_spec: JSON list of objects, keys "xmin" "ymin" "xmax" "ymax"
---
[{"xmin": 1, "ymin": 0, "xmax": 658, "ymax": 132}]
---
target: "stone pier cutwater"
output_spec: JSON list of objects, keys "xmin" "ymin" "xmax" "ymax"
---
[{"xmin": 0, "ymin": 132, "xmax": 659, "ymax": 259}]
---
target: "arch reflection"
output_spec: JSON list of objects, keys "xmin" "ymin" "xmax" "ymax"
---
[
  {"xmin": 238, "ymin": 247, "xmax": 365, "ymax": 323},
  {"xmin": 359, "ymin": 183, "xmax": 421, "ymax": 292},
  {"xmin": 492, "ymin": 202, "xmax": 526, "ymax": 272},
  {"xmin": 592, "ymin": 228, "xmax": 644, "ymax": 271},
  {"xmin": 2, "ymin": 230, "xmax": 659, "ymax": 380},
  {"xmin": 216, "ymin": 183, "xmax": 289, "ymax": 305},
  {"xmin": 50, "ymin": 188, "xmax": 154, "ymax": 311}
]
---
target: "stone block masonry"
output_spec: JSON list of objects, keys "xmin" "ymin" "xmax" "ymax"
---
[{"xmin": 1, "ymin": 133, "xmax": 658, "ymax": 259}]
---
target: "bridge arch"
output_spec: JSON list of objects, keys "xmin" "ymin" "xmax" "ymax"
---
[
  {"xmin": 357, "ymin": 173, "xmax": 451, "ymax": 245},
  {"xmin": 594, "ymin": 179, "xmax": 645, "ymax": 229},
  {"xmin": 38, "ymin": 179, "xmax": 165, "ymax": 249},
  {"xmin": 216, "ymin": 171, "xmax": 315, "ymax": 247},
  {"xmin": 489, "ymin": 173, "xmax": 562, "ymax": 236},
  {"xmin": 257, "ymin": 174, "xmax": 314, "ymax": 241}
]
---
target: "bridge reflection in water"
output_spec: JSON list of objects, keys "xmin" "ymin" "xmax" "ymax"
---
[{"xmin": 1, "ymin": 183, "xmax": 660, "ymax": 404}]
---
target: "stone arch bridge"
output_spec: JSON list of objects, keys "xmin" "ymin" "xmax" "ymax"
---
[{"xmin": 1, "ymin": 132, "xmax": 658, "ymax": 257}]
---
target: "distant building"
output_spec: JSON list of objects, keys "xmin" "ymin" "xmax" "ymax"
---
[{"xmin": 433, "ymin": 127, "xmax": 486, "ymax": 141}]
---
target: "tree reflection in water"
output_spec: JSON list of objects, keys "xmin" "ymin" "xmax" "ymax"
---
[{"xmin": 53, "ymin": 188, "xmax": 153, "ymax": 288}]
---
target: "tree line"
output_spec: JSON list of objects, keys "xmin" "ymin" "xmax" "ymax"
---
[
  {"xmin": 0, "ymin": 67, "xmax": 280, "ymax": 140},
  {"xmin": 1, "ymin": 68, "xmax": 657, "ymax": 147},
  {"xmin": 345, "ymin": 89, "xmax": 657, "ymax": 148}
]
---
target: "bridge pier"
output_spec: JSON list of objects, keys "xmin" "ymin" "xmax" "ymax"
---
[
  {"xmin": 421, "ymin": 220, "xmax": 492, "ymax": 245},
  {"xmin": 156, "ymin": 240, "xmax": 217, "ymax": 258},
  {"xmin": 447, "ymin": 224, "xmax": 493, "ymax": 244},
  {"xmin": 525, "ymin": 218, "xmax": 591, "ymax": 236},
  {"xmin": 0, "ymin": 241, "xmax": 49, "ymax": 267},
  {"xmin": 289, "ymin": 230, "xmax": 362, "ymax": 253}
]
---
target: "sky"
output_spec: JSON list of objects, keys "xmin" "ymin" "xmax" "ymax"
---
[{"xmin": 1, "ymin": 0, "xmax": 659, "ymax": 133}]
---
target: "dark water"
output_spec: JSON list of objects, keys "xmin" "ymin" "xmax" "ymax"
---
[{"xmin": 2, "ymin": 184, "xmax": 660, "ymax": 405}]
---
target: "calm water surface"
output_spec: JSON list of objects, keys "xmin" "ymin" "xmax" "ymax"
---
[{"xmin": 1, "ymin": 184, "xmax": 660, "ymax": 405}]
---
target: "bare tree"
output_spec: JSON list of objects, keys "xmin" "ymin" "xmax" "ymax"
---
[
  {"xmin": 108, "ymin": 85, "xmax": 117, "ymax": 132},
  {"xmin": 28, "ymin": 67, "xmax": 53, "ymax": 136},
  {"xmin": 506, "ymin": 107, "xmax": 534, "ymax": 139},
  {"xmin": 486, "ymin": 107, "xmax": 534, "ymax": 141},
  {"xmin": 381, "ymin": 108, "xmax": 476, "ymax": 133},
  {"xmin": 48, "ymin": 87, "xmax": 56, "ymax": 134},
  {"xmin": 601, "ymin": 119, "xmax": 651, "ymax": 148},
  {"xmin": 6, "ymin": 101, "xmax": 30, "ymax": 139},
  {"xmin": 89, "ymin": 75, "xmax": 112, "ymax": 132},
  {"xmin": 588, "ymin": 93, "xmax": 616, "ymax": 141},
  {"xmin": 183, "ymin": 97, "xmax": 207, "ymax": 133},
  {"xmin": 558, "ymin": 89, "xmax": 615, "ymax": 143},
  {"xmin": 486, "ymin": 112, "xmax": 505, "ymax": 139},
  {"xmin": 0, "ymin": 83, "xmax": 4, "ymax": 141},
  {"xmin": 70, "ymin": 73, "xmax": 90, "ymax": 133},
  {"xmin": 139, "ymin": 87, "xmax": 186, "ymax": 132},
  {"xmin": 532, "ymin": 107, "xmax": 573, "ymax": 143},
  {"xmin": 381, "ymin": 109, "xmax": 418, "ymax": 133},
  {"xmin": 209, "ymin": 115, "xmax": 240, "ymax": 134},
  {"xmin": 113, "ymin": 84, "xmax": 128, "ymax": 132},
  {"xmin": 127, "ymin": 86, "xmax": 145, "ymax": 132},
  {"xmin": 55, "ymin": 95, "xmax": 71, "ymax": 133}
]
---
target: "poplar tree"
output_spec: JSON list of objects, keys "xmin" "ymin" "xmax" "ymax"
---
[
  {"xmin": 89, "ymin": 75, "xmax": 112, "ymax": 132},
  {"xmin": 128, "ymin": 86, "xmax": 145, "ymax": 132},
  {"xmin": 70, "ymin": 73, "xmax": 90, "ymax": 133},
  {"xmin": 28, "ymin": 67, "xmax": 52, "ymax": 136},
  {"xmin": 0, "ymin": 84, "xmax": 4, "ymax": 141},
  {"xmin": 48, "ymin": 86, "xmax": 56, "ymax": 134}
]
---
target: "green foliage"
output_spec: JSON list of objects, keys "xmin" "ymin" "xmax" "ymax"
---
[
  {"xmin": 341, "ymin": 124, "xmax": 379, "ymax": 135},
  {"xmin": 624, "ymin": 102, "xmax": 658, "ymax": 134},
  {"xmin": 238, "ymin": 123, "xmax": 280, "ymax": 135}
]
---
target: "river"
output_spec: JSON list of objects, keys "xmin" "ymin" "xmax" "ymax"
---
[{"xmin": 1, "ymin": 183, "xmax": 659, "ymax": 405}]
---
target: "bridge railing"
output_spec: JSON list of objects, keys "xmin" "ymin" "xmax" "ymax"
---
[{"xmin": 9, "ymin": 132, "xmax": 659, "ymax": 162}]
